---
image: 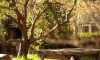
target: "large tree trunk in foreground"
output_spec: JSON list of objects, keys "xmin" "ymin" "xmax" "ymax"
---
[
  {"xmin": 17, "ymin": 31, "xmax": 29, "ymax": 59},
  {"xmin": 17, "ymin": 41, "xmax": 29, "ymax": 59}
]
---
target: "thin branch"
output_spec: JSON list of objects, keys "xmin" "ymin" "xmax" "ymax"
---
[
  {"xmin": 5, "ymin": 13, "xmax": 23, "ymax": 30},
  {"xmin": 66, "ymin": 0, "xmax": 77, "ymax": 22},
  {"xmin": 12, "ymin": 0, "xmax": 16, "ymax": 6},
  {"xmin": 48, "ymin": 0, "xmax": 70, "ymax": 5},
  {"xmin": 24, "ymin": 0, "xmax": 30, "ymax": 20},
  {"xmin": 29, "ymin": 24, "xmax": 58, "ymax": 44},
  {"xmin": 0, "ymin": 0, "xmax": 25, "ymax": 25},
  {"xmin": 47, "ymin": 2, "xmax": 60, "ymax": 24},
  {"xmin": 29, "ymin": 5, "xmax": 48, "ymax": 39},
  {"xmin": 93, "ymin": 6, "xmax": 100, "ymax": 15},
  {"xmin": 5, "ymin": 14, "xmax": 17, "ymax": 24},
  {"xmin": 43, "ymin": 24, "xmax": 58, "ymax": 36},
  {"xmin": 68, "ymin": 0, "xmax": 77, "ymax": 15},
  {"xmin": 49, "ymin": 2, "xmax": 65, "ymax": 5},
  {"xmin": 29, "ymin": 0, "xmax": 36, "ymax": 10},
  {"xmin": 38, "ymin": 24, "xmax": 58, "ymax": 39},
  {"xmin": 28, "ymin": 0, "xmax": 36, "ymax": 26},
  {"xmin": 14, "ymin": 8, "xmax": 25, "ymax": 24},
  {"xmin": 0, "ymin": 6, "xmax": 9, "ymax": 9},
  {"xmin": 11, "ymin": 0, "xmax": 25, "ymax": 25},
  {"xmin": 29, "ymin": 0, "xmax": 77, "ymax": 44}
]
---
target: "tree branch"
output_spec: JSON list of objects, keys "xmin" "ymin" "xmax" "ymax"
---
[
  {"xmin": 29, "ymin": 0, "xmax": 77, "ymax": 44},
  {"xmin": 0, "ymin": 6, "xmax": 9, "ymax": 9},
  {"xmin": 24, "ymin": 0, "xmax": 30, "ymax": 20},
  {"xmin": 5, "ymin": 13, "xmax": 23, "ymax": 30},
  {"xmin": 49, "ymin": 2, "xmax": 65, "ymax": 5},
  {"xmin": 66, "ymin": 0, "xmax": 77, "ymax": 22},
  {"xmin": 29, "ymin": 24, "xmax": 58, "ymax": 45},
  {"xmin": 93, "ymin": 6, "xmax": 100, "ymax": 15},
  {"xmin": 11, "ymin": 0, "xmax": 25, "ymax": 25},
  {"xmin": 5, "ymin": 14, "xmax": 17, "ymax": 24},
  {"xmin": 43, "ymin": 24, "xmax": 58, "ymax": 36},
  {"xmin": 47, "ymin": 1, "xmax": 60, "ymax": 24},
  {"xmin": 29, "ymin": 5, "xmax": 48, "ymax": 39}
]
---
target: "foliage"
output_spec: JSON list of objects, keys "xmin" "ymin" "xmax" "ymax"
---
[
  {"xmin": 79, "ymin": 32, "xmax": 100, "ymax": 39},
  {"xmin": 0, "ymin": 0, "xmax": 77, "ymax": 59},
  {"xmin": 0, "ymin": 17, "xmax": 9, "ymax": 41},
  {"xmin": 80, "ymin": 56, "xmax": 95, "ymax": 60},
  {"xmin": 12, "ymin": 54, "xmax": 38, "ymax": 60}
]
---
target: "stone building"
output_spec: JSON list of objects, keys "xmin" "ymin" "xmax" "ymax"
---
[
  {"xmin": 0, "ymin": 19, "xmax": 22, "ymax": 55},
  {"xmin": 7, "ymin": 20, "xmax": 22, "ymax": 55},
  {"xmin": 76, "ymin": 13, "xmax": 100, "ymax": 33}
]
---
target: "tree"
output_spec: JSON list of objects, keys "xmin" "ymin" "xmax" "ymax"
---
[{"xmin": 0, "ymin": 0, "xmax": 77, "ymax": 59}]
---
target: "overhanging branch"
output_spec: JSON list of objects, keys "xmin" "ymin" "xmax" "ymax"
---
[
  {"xmin": 29, "ymin": 24, "xmax": 58, "ymax": 44},
  {"xmin": 29, "ymin": 5, "xmax": 48, "ymax": 39}
]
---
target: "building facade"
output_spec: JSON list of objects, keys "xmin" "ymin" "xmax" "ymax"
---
[{"xmin": 76, "ymin": 13, "xmax": 100, "ymax": 33}]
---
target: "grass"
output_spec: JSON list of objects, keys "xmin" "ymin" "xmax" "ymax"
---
[
  {"xmin": 12, "ymin": 54, "xmax": 50, "ymax": 60},
  {"xmin": 12, "ymin": 54, "xmax": 38, "ymax": 60},
  {"xmin": 80, "ymin": 56, "xmax": 95, "ymax": 60}
]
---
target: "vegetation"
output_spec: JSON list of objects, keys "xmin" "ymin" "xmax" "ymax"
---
[
  {"xmin": 12, "ymin": 54, "xmax": 53, "ymax": 60},
  {"xmin": 0, "ymin": 0, "xmax": 77, "ymax": 59},
  {"xmin": 0, "ymin": 0, "xmax": 100, "ymax": 60},
  {"xmin": 79, "ymin": 32, "xmax": 100, "ymax": 39},
  {"xmin": 12, "ymin": 54, "xmax": 95, "ymax": 60},
  {"xmin": 12, "ymin": 54, "xmax": 38, "ymax": 60},
  {"xmin": 0, "ymin": 18, "xmax": 10, "ymax": 58},
  {"xmin": 0, "ymin": 17, "xmax": 9, "ymax": 44}
]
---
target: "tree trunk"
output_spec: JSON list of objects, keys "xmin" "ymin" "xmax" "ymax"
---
[
  {"xmin": 17, "ymin": 40, "xmax": 29, "ymax": 59},
  {"xmin": 23, "ymin": 44, "xmax": 29, "ymax": 59},
  {"xmin": 17, "ymin": 29, "xmax": 29, "ymax": 59}
]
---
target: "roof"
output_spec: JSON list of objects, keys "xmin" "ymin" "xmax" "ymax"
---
[{"xmin": 77, "ymin": 13, "xmax": 100, "ymax": 25}]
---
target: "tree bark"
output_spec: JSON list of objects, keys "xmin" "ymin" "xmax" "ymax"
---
[{"xmin": 17, "ymin": 42, "xmax": 29, "ymax": 59}]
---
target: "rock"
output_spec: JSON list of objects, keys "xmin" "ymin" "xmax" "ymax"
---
[{"xmin": 0, "ymin": 54, "xmax": 11, "ymax": 60}]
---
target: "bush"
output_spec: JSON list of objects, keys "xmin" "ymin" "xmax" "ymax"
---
[{"xmin": 79, "ymin": 32, "xmax": 100, "ymax": 39}]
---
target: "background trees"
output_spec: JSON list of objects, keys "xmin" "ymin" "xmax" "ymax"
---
[
  {"xmin": 0, "ymin": 0, "xmax": 100, "ymax": 58},
  {"xmin": 0, "ymin": 0, "xmax": 77, "ymax": 58}
]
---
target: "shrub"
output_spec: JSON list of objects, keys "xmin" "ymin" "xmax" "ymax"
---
[{"xmin": 79, "ymin": 32, "xmax": 100, "ymax": 39}]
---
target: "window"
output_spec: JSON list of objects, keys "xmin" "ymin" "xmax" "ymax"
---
[
  {"xmin": 83, "ymin": 26, "xmax": 89, "ymax": 32},
  {"xmin": 92, "ymin": 26, "xmax": 98, "ymax": 32}
]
